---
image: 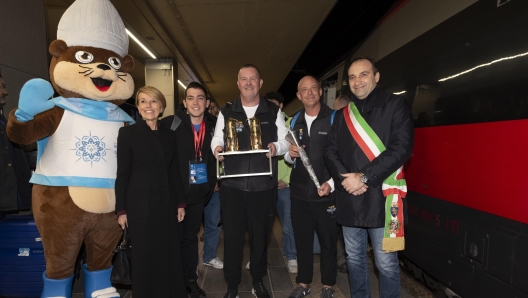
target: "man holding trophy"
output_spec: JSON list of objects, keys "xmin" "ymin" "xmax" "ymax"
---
[
  {"xmin": 211, "ymin": 64, "xmax": 289, "ymax": 298},
  {"xmin": 285, "ymin": 75, "xmax": 338, "ymax": 298}
]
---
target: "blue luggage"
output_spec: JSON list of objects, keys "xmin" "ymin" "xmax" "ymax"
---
[{"xmin": 0, "ymin": 215, "xmax": 45, "ymax": 298}]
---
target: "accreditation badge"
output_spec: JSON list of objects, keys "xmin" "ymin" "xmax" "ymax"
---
[{"xmin": 189, "ymin": 161, "xmax": 208, "ymax": 184}]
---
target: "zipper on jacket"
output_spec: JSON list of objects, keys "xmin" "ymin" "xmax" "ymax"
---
[{"xmin": 245, "ymin": 157, "xmax": 250, "ymax": 191}]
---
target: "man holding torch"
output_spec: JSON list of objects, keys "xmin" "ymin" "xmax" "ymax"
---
[{"xmin": 285, "ymin": 75, "xmax": 337, "ymax": 298}]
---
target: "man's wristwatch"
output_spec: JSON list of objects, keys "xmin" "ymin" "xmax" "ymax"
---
[{"xmin": 359, "ymin": 173, "xmax": 368, "ymax": 184}]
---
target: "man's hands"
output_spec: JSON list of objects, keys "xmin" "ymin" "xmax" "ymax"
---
[
  {"xmin": 288, "ymin": 143, "xmax": 304, "ymax": 158},
  {"xmin": 177, "ymin": 208, "xmax": 185, "ymax": 222},
  {"xmin": 214, "ymin": 146, "xmax": 224, "ymax": 161},
  {"xmin": 278, "ymin": 180, "xmax": 288, "ymax": 190},
  {"xmin": 317, "ymin": 181, "xmax": 331, "ymax": 197},
  {"xmin": 214, "ymin": 182, "xmax": 220, "ymax": 192},
  {"xmin": 341, "ymin": 173, "xmax": 368, "ymax": 196},
  {"xmin": 266, "ymin": 143, "xmax": 276, "ymax": 158}
]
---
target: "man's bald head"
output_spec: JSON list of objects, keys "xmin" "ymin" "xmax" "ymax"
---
[
  {"xmin": 297, "ymin": 75, "xmax": 319, "ymax": 91},
  {"xmin": 296, "ymin": 75, "xmax": 322, "ymax": 109}
]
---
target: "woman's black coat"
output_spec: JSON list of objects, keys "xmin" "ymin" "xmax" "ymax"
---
[
  {"xmin": 115, "ymin": 119, "xmax": 186, "ymax": 297},
  {"xmin": 160, "ymin": 110, "xmax": 217, "ymax": 206}
]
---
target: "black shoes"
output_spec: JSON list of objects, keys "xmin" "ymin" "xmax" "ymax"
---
[
  {"xmin": 288, "ymin": 285, "xmax": 311, "ymax": 298},
  {"xmin": 187, "ymin": 280, "xmax": 206, "ymax": 298},
  {"xmin": 320, "ymin": 287, "xmax": 335, "ymax": 298},
  {"xmin": 223, "ymin": 284, "xmax": 239, "ymax": 298},
  {"xmin": 252, "ymin": 281, "xmax": 270, "ymax": 298}
]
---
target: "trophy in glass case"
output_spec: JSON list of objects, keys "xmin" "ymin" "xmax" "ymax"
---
[
  {"xmin": 225, "ymin": 118, "xmax": 242, "ymax": 152},
  {"xmin": 217, "ymin": 116, "xmax": 272, "ymax": 179},
  {"xmin": 246, "ymin": 116, "xmax": 262, "ymax": 150}
]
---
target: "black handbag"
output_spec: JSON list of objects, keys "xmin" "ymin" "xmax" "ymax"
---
[{"xmin": 111, "ymin": 227, "xmax": 132, "ymax": 284}]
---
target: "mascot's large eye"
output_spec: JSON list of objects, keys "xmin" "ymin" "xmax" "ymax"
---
[
  {"xmin": 108, "ymin": 57, "xmax": 122, "ymax": 70},
  {"xmin": 75, "ymin": 51, "xmax": 94, "ymax": 63}
]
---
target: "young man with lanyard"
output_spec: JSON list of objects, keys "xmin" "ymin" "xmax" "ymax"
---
[
  {"xmin": 324, "ymin": 57, "xmax": 414, "ymax": 298},
  {"xmin": 285, "ymin": 76, "xmax": 337, "ymax": 298},
  {"xmin": 161, "ymin": 82, "xmax": 218, "ymax": 298},
  {"xmin": 211, "ymin": 64, "xmax": 289, "ymax": 298}
]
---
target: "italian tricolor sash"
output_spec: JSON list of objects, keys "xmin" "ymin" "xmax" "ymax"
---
[{"xmin": 344, "ymin": 102, "xmax": 406, "ymax": 252}]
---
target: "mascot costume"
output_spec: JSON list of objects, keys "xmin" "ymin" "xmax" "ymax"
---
[{"xmin": 7, "ymin": 0, "xmax": 135, "ymax": 297}]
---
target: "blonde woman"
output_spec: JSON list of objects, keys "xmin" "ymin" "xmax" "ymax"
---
[{"xmin": 115, "ymin": 86, "xmax": 186, "ymax": 297}]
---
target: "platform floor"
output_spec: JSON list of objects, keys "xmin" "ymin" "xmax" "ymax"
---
[{"xmin": 72, "ymin": 215, "xmax": 435, "ymax": 298}]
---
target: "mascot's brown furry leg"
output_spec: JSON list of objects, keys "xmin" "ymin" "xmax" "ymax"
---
[
  {"xmin": 33, "ymin": 185, "xmax": 122, "ymax": 294},
  {"xmin": 83, "ymin": 212, "xmax": 122, "ymax": 272},
  {"xmin": 33, "ymin": 185, "xmax": 84, "ymax": 279}
]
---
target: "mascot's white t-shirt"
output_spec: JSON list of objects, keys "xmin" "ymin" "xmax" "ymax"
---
[{"xmin": 30, "ymin": 97, "xmax": 134, "ymax": 188}]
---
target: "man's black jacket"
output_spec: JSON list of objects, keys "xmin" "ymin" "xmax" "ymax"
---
[
  {"xmin": 220, "ymin": 97, "xmax": 279, "ymax": 192},
  {"xmin": 289, "ymin": 103, "xmax": 335, "ymax": 203},
  {"xmin": 324, "ymin": 87, "xmax": 414, "ymax": 227},
  {"xmin": 160, "ymin": 110, "xmax": 217, "ymax": 206},
  {"xmin": 0, "ymin": 114, "xmax": 32, "ymax": 211}
]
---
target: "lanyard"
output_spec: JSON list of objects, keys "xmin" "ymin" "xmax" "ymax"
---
[{"xmin": 192, "ymin": 120, "xmax": 206, "ymax": 160}]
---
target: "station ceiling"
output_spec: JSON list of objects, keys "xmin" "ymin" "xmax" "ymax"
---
[
  {"xmin": 46, "ymin": 0, "xmax": 337, "ymax": 104},
  {"xmin": 45, "ymin": 0, "xmax": 397, "ymax": 106}
]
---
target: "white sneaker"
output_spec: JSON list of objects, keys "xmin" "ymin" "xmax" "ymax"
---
[
  {"xmin": 287, "ymin": 259, "xmax": 298, "ymax": 274},
  {"xmin": 204, "ymin": 257, "xmax": 224, "ymax": 269},
  {"xmin": 246, "ymin": 261, "xmax": 250, "ymax": 270}
]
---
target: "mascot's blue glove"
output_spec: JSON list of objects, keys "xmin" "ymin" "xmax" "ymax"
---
[{"xmin": 14, "ymin": 78, "xmax": 55, "ymax": 122}]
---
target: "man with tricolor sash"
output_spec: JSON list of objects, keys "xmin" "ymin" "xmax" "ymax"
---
[{"xmin": 324, "ymin": 57, "xmax": 414, "ymax": 298}]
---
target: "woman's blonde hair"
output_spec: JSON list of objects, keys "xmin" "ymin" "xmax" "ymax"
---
[{"xmin": 135, "ymin": 86, "xmax": 167, "ymax": 117}]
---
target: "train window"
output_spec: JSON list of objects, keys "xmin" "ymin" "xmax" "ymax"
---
[
  {"xmin": 322, "ymin": 73, "xmax": 338, "ymax": 107},
  {"xmin": 377, "ymin": 0, "xmax": 528, "ymax": 127}
]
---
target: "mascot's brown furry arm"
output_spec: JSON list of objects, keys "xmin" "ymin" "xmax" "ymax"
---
[{"xmin": 7, "ymin": 0, "xmax": 135, "ymax": 297}]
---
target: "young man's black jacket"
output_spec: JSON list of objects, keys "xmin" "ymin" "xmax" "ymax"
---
[
  {"xmin": 160, "ymin": 109, "xmax": 217, "ymax": 206},
  {"xmin": 289, "ymin": 103, "xmax": 335, "ymax": 202}
]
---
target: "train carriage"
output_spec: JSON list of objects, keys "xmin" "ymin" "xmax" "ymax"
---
[{"xmin": 319, "ymin": 0, "xmax": 528, "ymax": 297}]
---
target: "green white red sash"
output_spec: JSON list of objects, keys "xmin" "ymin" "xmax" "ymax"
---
[{"xmin": 343, "ymin": 102, "xmax": 406, "ymax": 252}]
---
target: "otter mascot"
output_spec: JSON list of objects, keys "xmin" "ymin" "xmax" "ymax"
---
[{"xmin": 7, "ymin": 0, "xmax": 135, "ymax": 297}]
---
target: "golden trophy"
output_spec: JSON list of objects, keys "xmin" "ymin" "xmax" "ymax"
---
[
  {"xmin": 225, "ymin": 118, "xmax": 242, "ymax": 152},
  {"xmin": 246, "ymin": 116, "xmax": 262, "ymax": 150},
  {"xmin": 217, "ymin": 116, "xmax": 272, "ymax": 180}
]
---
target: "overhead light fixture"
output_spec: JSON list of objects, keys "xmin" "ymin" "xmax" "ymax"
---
[
  {"xmin": 126, "ymin": 28, "xmax": 157, "ymax": 59},
  {"xmin": 393, "ymin": 91, "xmax": 406, "ymax": 95},
  {"xmin": 439, "ymin": 51, "xmax": 528, "ymax": 82},
  {"xmin": 178, "ymin": 80, "xmax": 186, "ymax": 88}
]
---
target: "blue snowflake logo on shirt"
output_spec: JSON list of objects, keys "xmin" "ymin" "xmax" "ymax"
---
[{"xmin": 73, "ymin": 132, "xmax": 110, "ymax": 165}]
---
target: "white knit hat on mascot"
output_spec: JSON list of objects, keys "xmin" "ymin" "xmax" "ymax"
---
[{"xmin": 57, "ymin": 0, "xmax": 129, "ymax": 58}]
